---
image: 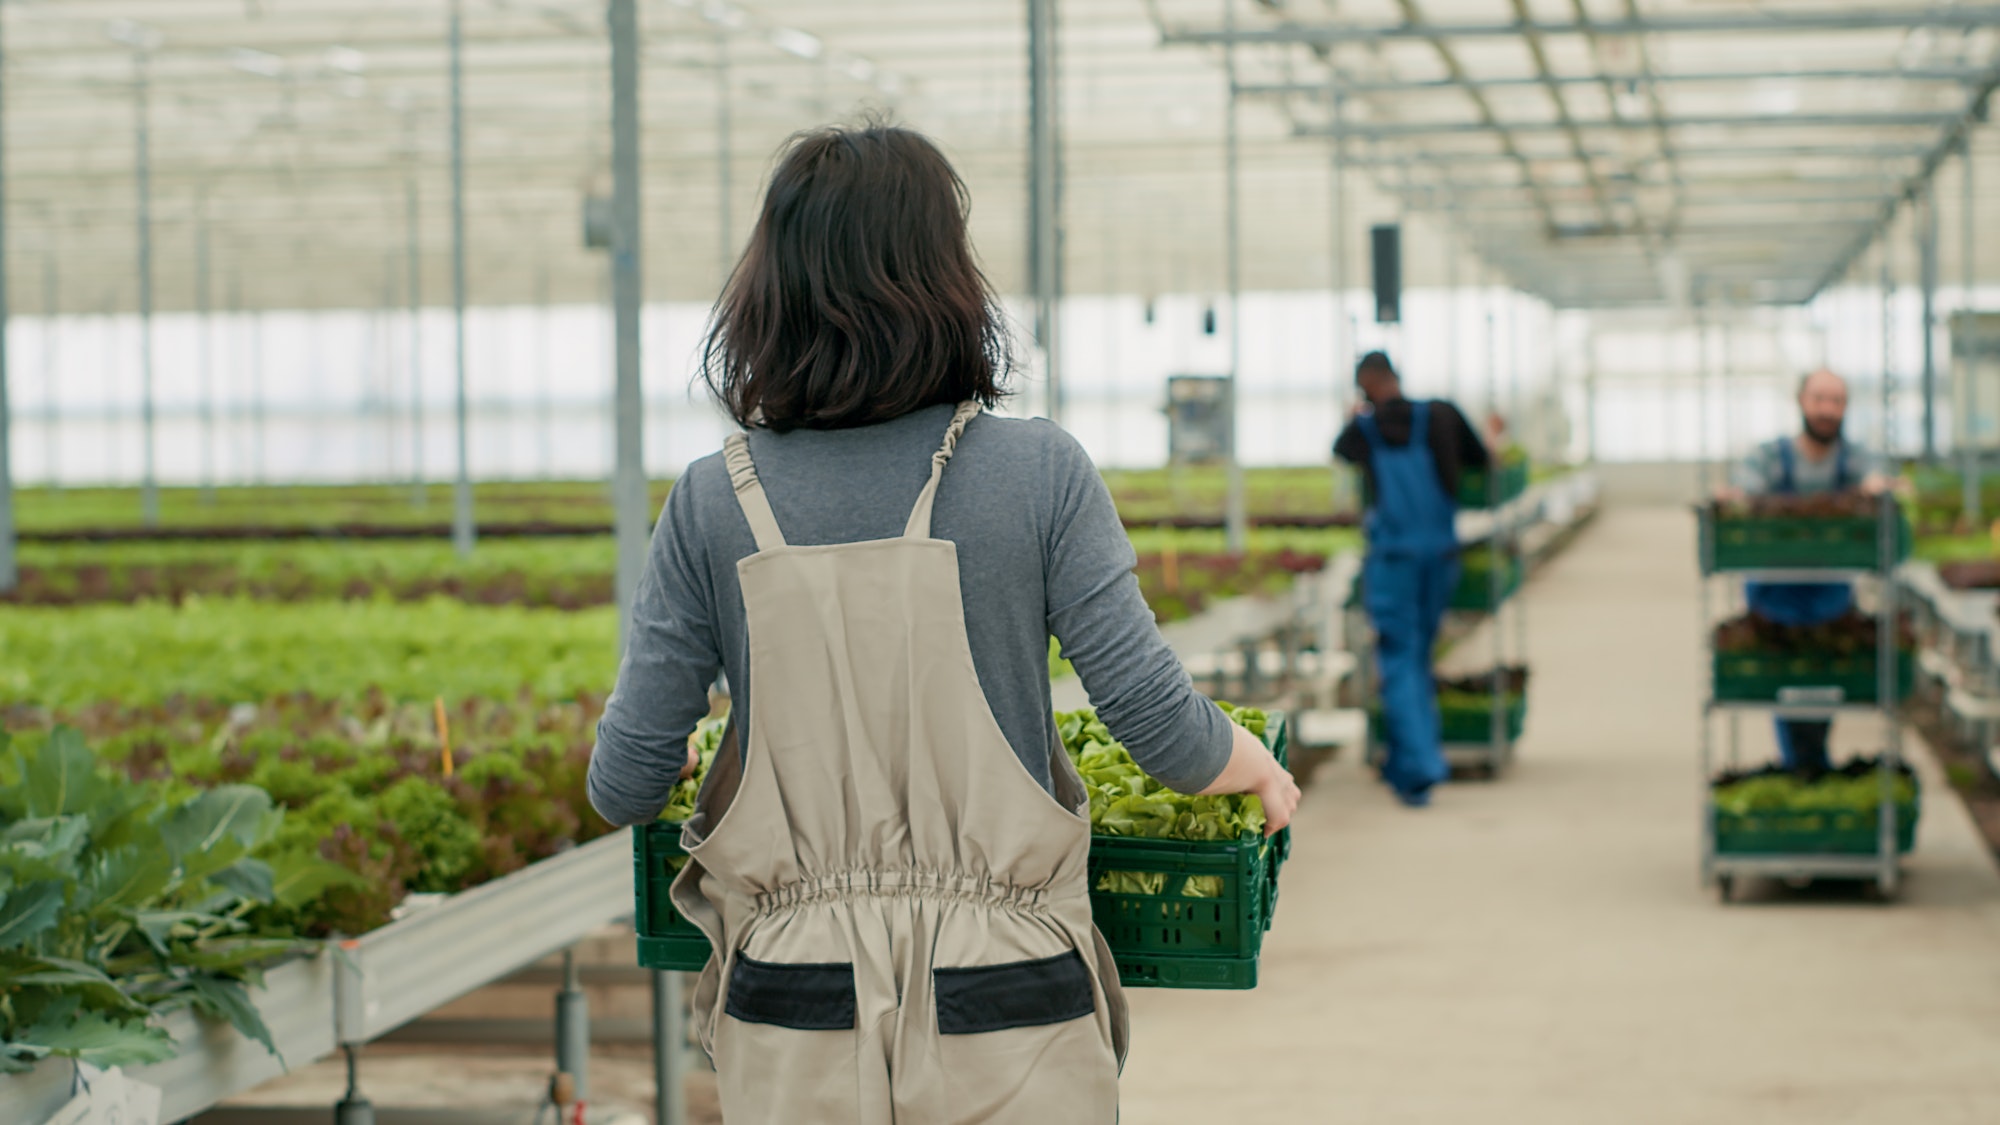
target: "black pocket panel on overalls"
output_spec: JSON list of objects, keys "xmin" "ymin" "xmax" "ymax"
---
[
  {"xmin": 724, "ymin": 955, "xmax": 858, "ymax": 1031},
  {"xmin": 934, "ymin": 949, "xmax": 1097, "ymax": 1035}
]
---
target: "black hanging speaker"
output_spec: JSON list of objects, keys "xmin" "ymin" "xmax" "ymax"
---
[{"xmin": 1371, "ymin": 223, "xmax": 1401, "ymax": 324}]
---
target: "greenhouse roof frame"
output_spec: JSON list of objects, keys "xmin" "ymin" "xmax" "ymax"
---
[
  {"xmin": 1156, "ymin": 0, "xmax": 2000, "ymax": 307},
  {"xmin": 3, "ymin": 0, "xmax": 1999, "ymax": 313}
]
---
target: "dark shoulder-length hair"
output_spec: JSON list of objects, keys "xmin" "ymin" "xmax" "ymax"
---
[{"xmin": 700, "ymin": 123, "xmax": 1012, "ymax": 432}]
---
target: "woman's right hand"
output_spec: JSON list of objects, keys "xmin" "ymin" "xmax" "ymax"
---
[{"xmin": 1198, "ymin": 721, "xmax": 1301, "ymax": 835}]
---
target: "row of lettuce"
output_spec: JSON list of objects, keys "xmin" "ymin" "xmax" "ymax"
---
[
  {"xmin": 12, "ymin": 468, "xmax": 1354, "ymax": 537},
  {"xmin": 2, "ymin": 693, "xmax": 1290, "ymax": 1073},
  {"xmin": 0, "ymin": 532, "xmax": 1351, "ymax": 1078},
  {"xmin": 0, "ymin": 466, "xmax": 1516, "ymax": 1076},
  {"xmin": 3, "ymin": 533, "xmax": 1362, "ymax": 629},
  {"xmin": 0, "ymin": 700, "xmax": 615, "ymax": 1075}
]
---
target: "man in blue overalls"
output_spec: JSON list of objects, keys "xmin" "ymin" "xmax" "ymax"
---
[
  {"xmin": 1336, "ymin": 352, "xmax": 1491, "ymax": 807},
  {"xmin": 1721, "ymin": 369, "xmax": 1891, "ymax": 774}
]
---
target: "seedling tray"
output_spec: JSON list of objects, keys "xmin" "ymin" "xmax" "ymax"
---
[
  {"xmin": 1456, "ymin": 461, "xmax": 1530, "ymax": 510},
  {"xmin": 1703, "ymin": 512, "xmax": 1911, "ymax": 572},
  {"xmin": 636, "ymin": 713, "xmax": 1292, "ymax": 988},
  {"xmin": 1713, "ymin": 799, "xmax": 1919, "ymax": 856},
  {"xmin": 1711, "ymin": 651, "xmax": 1914, "ymax": 704},
  {"xmin": 1451, "ymin": 557, "xmax": 1523, "ymax": 611}
]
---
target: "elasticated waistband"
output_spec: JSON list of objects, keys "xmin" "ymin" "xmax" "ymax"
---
[{"xmin": 752, "ymin": 868, "xmax": 1057, "ymax": 915}]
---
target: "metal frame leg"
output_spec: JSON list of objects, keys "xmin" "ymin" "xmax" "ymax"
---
[
  {"xmin": 334, "ymin": 1044, "xmax": 374, "ymax": 1125},
  {"xmin": 554, "ymin": 950, "xmax": 590, "ymax": 1117},
  {"xmin": 652, "ymin": 971, "xmax": 686, "ymax": 1125}
]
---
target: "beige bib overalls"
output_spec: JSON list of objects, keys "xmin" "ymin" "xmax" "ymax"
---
[{"xmin": 670, "ymin": 403, "xmax": 1129, "ymax": 1123}]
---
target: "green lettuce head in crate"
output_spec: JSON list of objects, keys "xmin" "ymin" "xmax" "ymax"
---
[{"xmin": 1057, "ymin": 704, "xmax": 1272, "ymax": 898}]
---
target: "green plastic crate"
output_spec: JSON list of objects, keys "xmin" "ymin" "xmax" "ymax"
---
[
  {"xmin": 634, "ymin": 823, "xmax": 711, "ymax": 972},
  {"xmin": 636, "ymin": 713, "xmax": 1292, "ymax": 988},
  {"xmin": 1092, "ymin": 712, "xmax": 1288, "ymax": 991},
  {"xmin": 1442, "ymin": 696, "xmax": 1526, "ymax": 743},
  {"xmin": 1369, "ymin": 696, "xmax": 1527, "ymax": 744},
  {"xmin": 1703, "ymin": 511, "xmax": 1911, "ymax": 572},
  {"xmin": 1711, "ymin": 651, "xmax": 1914, "ymax": 704},
  {"xmin": 1087, "ymin": 835, "xmax": 1273, "ymax": 988},
  {"xmin": 1456, "ymin": 461, "xmax": 1530, "ymax": 510},
  {"xmin": 1451, "ymin": 557, "xmax": 1523, "ymax": 611},
  {"xmin": 1713, "ymin": 799, "xmax": 1920, "ymax": 856}
]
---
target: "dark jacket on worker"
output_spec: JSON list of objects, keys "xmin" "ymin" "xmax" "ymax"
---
[{"xmin": 1333, "ymin": 396, "xmax": 1490, "ymax": 503}]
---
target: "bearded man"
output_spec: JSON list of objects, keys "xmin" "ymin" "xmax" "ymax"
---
[{"xmin": 1718, "ymin": 368, "xmax": 1893, "ymax": 773}]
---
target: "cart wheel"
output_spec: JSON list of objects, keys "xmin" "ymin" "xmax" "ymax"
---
[
  {"xmin": 1874, "ymin": 875, "xmax": 1898, "ymax": 902},
  {"xmin": 1715, "ymin": 874, "xmax": 1734, "ymax": 903}
]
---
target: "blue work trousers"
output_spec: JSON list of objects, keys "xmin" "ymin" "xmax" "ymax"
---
[
  {"xmin": 1365, "ymin": 550, "xmax": 1459, "ymax": 796},
  {"xmin": 1747, "ymin": 582, "xmax": 1853, "ymax": 775}
]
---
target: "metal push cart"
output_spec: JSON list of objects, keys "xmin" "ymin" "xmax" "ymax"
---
[
  {"xmin": 1698, "ymin": 494, "xmax": 1910, "ymax": 902},
  {"xmin": 1443, "ymin": 463, "xmax": 1533, "ymax": 778}
]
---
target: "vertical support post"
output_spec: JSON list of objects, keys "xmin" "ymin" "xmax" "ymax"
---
[
  {"xmin": 554, "ymin": 950, "xmax": 590, "ymax": 1108},
  {"xmin": 1695, "ymin": 308, "xmax": 1710, "ymax": 494},
  {"xmin": 1962, "ymin": 136, "xmax": 1980, "ymax": 527},
  {"xmin": 537, "ymin": 262, "xmax": 553, "ymax": 478},
  {"xmin": 1328, "ymin": 82, "xmax": 1351, "ymax": 515},
  {"xmin": 1881, "ymin": 241, "xmax": 1895, "ymax": 458},
  {"xmin": 651, "ymin": 970, "xmax": 685, "ymax": 1125},
  {"xmin": 1485, "ymin": 303, "xmax": 1498, "ymax": 436},
  {"xmin": 1877, "ymin": 489, "xmax": 1900, "ymax": 895},
  {"xmin": 252, "ymin": 305, "xmax": 267, "ymax": 485},
  {"xmin": 1221, "ymin": 0, "xmax": 1246, "ymax": 554},
  {"xmin": 449, "ymin": 0, "xmax": 475, "ymax": 556},
  {"xmin": 226, "ymin": 271, "xmax": 243, "ymax": 485},
  {"xmin": 406, "ymin": 171, "xmax": 425, "ymax": 506},
  {"xmin": 196, "ymin": 193, "xmax": 215, "ymax": 503},
  {"xmin": 134, "ymin": 45, "xmax": 158, "ymax": 526},
  {"xmin": 1027, "ymin": 0, "xmax": 1062, "ymax": 423},
  {"xmin": 1583, "ymin": 326, "xmax": 1598, "ymax": 467},
  {"xmin": 382, "ymin": 253, "xmax": 398, "ymax": 480},
  {"xmin": 0, "ymin": 6, "xmax": 12, "ymax": 594},
  {"xmin": 1921, "ymin": 182, "xmax": 1940, "ymax": 464},
  {"xmin": 1329, "ymin": 85, "xmax": 1348, "ymax": 386},
  {"xmin": 1445, "ymin": 220, "xmax": 1460, "ymax": 403},
  {"xmin": 1719, "ymin": 318, "xmax": 1733, "ymax": 483},
  {"xmin": 41, "ymin": 254, "xmax": 55, "ymax": 491},
  {"xmin": 609, "ymin": 7, "xmax": 671, "ymax": 1118},
  {"xmin": 1507, "ymin": 290, "xmax": 1522, "ymax": 454},
  {"xmin": 608, "ymin": 0, "xmax": 648, "ymax": 650},
  {"xmin": 716, "ymin": 27, "xmax": 733, "ymax": 285}
]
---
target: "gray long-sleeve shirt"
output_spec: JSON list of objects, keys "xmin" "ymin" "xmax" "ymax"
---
[
  {"xmin": 1731, "ymin": 435, "xmax": 1880, "ymax": 496},
  {"xmin": 587, "ymin": 403, "xmax": 1232, "ymax": 827}
]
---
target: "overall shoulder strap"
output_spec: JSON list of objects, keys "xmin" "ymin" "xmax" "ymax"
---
[
  {"xmin": 1775, "ymin": 437, "xmax": 1797, "ymax": 494},
  {"xmin": 1409, "ymin": 399, "xmax": 1431, "ymax": 439},
  {"xmin": 1833, "ymin": 442, "xmax": 1854, "ymax": 490},
  {"xmin": 1355, "ymin": 409, "xmax": 1384, "ymax": 450},
  {"xmin": 904, "ymin": 401, "xmax": 983, "ymax": 539},
  {"xmin": 723, "ymin": 432, "xmax": 787, "ymax": 551}
]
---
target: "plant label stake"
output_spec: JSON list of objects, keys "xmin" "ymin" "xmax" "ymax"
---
[{"xmin": 434, "ymin": 696, "xmax": 453, "ymax": 778}]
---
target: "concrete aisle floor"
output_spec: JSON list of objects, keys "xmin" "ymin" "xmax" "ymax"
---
[{"xmin": 1118, "ymin": 506, "xmax": 2000, "ymax": 1125}]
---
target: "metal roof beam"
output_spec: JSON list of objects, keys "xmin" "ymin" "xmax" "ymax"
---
[
  {"xmin": 1162, "ymin": 6, "xmax": 2000, "ymax": 46},
  {"xmin": 1239, "ymin": 67, "xmax": 1987, "ymax": 98},
  {"xmin": 1807, "ymin": 64, "xmax": 2000, "ymax": 300},
  {"xmin": 1370, "ymin": 0, "xmax": 1562, "ymax": 233},
  {"xmin": 1506, "ymin": 0, "xmax": 1618, "ymax": 229},
  {"xmin": 1297, "ymin": 111, "xmax": 1959, "ymax": 139},
  {"xmin": 1340, "ymin": 144, "xmax": 1929, "ymax": 167}
]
